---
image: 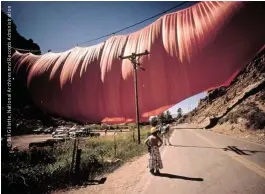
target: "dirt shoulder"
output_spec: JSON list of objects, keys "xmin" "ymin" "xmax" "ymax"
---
[{"xmin": 54, "ymin": 154, "xmax": 148, "ymax": 194}]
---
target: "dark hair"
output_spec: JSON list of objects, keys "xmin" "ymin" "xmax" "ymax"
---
[
  {"xmin": 150, "ymin": 117, "xmax": 158, "ymax": 127},
  {"xmin": 151, "ymin": 120, "xmax": 158, "ymax": 127}
]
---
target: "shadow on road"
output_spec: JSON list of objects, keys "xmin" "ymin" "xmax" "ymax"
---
[
  {"xmin": 224, "ymin": 146, "xmax": 250, "ymax": 155},
  {"xmin": 155, "ymin": 173, "xmax": 203, "ymax": 181},
  {"xmin": 170, "ymin": 145, "xmax": 265, "ymax": 155},
  {"xmin": 85, "ymin": 177, "xmax": 107, "ymax": 185}
]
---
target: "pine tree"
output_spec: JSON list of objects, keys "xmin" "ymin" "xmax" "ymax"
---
[{"xmin": 177, "ymin": 108, "xmax": 183, "ymax": 119}]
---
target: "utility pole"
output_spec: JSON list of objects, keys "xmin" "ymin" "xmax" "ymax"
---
[{"xmin": 119, "ymin": 50, "xmax": 149, "ymax": 144}]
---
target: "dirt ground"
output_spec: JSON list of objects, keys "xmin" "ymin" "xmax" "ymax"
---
[{"xmin": 54, "ymin": 154, "xmax": 148, "ymax": 194}]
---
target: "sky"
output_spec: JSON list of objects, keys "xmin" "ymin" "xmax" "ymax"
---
[
  {"xmin": 2, "ymin": 1, "xmax": 206, "ymax": 114},
  {"xmin": 168, "ymin": 92, "xmax": 206, "ymax": 115}
]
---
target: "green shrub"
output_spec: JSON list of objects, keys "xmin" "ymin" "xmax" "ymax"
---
[
  {"xmin": 245, "ymin": 111, "xmax": 265, "ymax": 130},
  {"xmin": 30, "ymin": 147, "xmax": 56, "ymax": 165},
  {"xmin": 2, "ymin": 127, "xmax": 150, "ymax": 194}
]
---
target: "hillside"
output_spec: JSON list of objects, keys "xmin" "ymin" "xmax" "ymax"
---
[
  {"xmin": 1, "ymin": 11, "xmax": 43, "ymax": 137},
  {"xmin": 181, "ymin": 49, "xmax": 265, "ymax": 144}
]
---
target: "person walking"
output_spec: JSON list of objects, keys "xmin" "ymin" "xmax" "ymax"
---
[
  {"xmin": 161, "ymin": 124, "xmax": 171, "ymax": 146},
  {"xmin": 144, "ymin": 122, "xmax": 163, "ymax": 175}
]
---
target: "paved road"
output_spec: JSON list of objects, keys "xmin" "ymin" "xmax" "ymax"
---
[
  {"xmin": 12, "ymin": 134, "xmax": 52, "ymax": 150},
  {"xmin": 135, "ymin": 125, "xmax": 265, "ymax": 194}
]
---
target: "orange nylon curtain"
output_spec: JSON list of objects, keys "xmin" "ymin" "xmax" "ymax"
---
[{"xmin": 12, "ymin": 2, "xmax": 265, "ymax": 124}]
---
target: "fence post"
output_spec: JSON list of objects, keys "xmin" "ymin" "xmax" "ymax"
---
[
  {"xmin": 75, "ymin": 149, "xmax": 82, "ymax": 178},
  {"xmin": 132, "ymin": 130, "xmax": 135, "ymax": 142},
  {"xmin": 70, "ymin": 138, "xmax": 77, "ymax": 175},
  {"xmin": 114, "ymin": 131, "xmax": 117, "ymax": 158}
]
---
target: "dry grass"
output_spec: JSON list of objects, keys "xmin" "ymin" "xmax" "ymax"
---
[{"xmin": 2, "ymin": 126, "xmax": 151, "ymax": 194}]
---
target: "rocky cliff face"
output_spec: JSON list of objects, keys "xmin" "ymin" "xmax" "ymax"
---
[
  {"xmin": 1, "ymin": 11, "xmax": 41, "ymax": 55},
  {"xmin": 2, "ymin": 10, "xmax": 41, "ymax": 107},
  {"xmin": 180, "ymin": 49, "xmax": 265, "ymax": 144},
  {"xmin": 1, "ymin": 11, "xmax": 42, "ymax": 136}
]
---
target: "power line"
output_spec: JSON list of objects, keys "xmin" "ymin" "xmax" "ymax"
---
[
  {"xmin": 12, "ymin": 2, "xmax": 189, "ymax": 53},
  {"xmin": 77, "ymin": 1, "xmax": 188, "ymax": 46},
  {"xmin": 11, "ymin": 46, "xmax": 41, "ymax": 52}
]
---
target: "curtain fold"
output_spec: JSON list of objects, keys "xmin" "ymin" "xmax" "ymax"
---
[{"xmin": 12, "ymin": 1, "xmax": 265, "ymax": 123}]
